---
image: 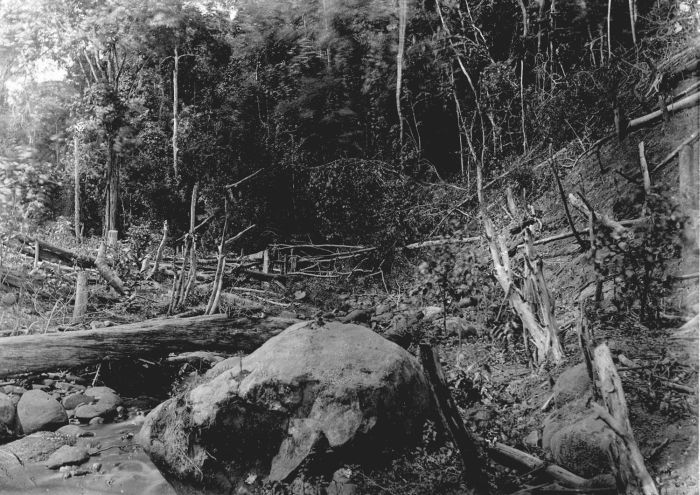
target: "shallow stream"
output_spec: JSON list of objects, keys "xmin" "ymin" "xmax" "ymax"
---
[{"xmin": 1, "ymin": 420, "xmax": 176, "ymax": 495}]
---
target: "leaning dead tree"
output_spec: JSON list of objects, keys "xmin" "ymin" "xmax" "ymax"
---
[
  {"xmin": 169, "ymin": 183, "xmax": 198, "ymax": 314},
  {"xmin": 481, "ymin": 188, "xmax": 564, "ymax": 365}
]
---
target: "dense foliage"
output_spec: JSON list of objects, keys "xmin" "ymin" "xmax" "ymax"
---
[{"xmin": 0, "ymin": 0, "xmax": 692, "ymax": 247}]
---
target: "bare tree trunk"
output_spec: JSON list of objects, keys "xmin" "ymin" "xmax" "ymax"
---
[
  {"xmin": 516, "ymin": 0, "xmax": 529, "ymax": 152},
  {"xmin": 207, "ymin": 198, "xmax": 229, "ymax": 315},
  {"xmin": 607, "ymin": 0, "xmax": 612, "ymax": 59},
  {"xmin": 396, "ymin": 0, "xmax": 408, "ymax": 151},
  {"xmin": 73, "ymin": 133, "xmax": 81, "ymax": 242},
  {"xmin": 173, "ymin": 46, "xmax": 179, "ymax": 177},
  {"xmin": 180, "ymin": 184, "xmax": 199, "ymax": 306},
  {"xmin": 520, "ymin": 60, "xmax": 528, "ymax": 153},
  {"xmin": 104, "ymin": 141, "xmax": 118, "ymax": 235},
  {"xmin": 628, "ymin": 0, "xmax": 637, "ymax": 48}
]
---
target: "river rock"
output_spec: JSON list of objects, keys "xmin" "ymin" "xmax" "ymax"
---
[
  {"xmin": 0, "ymin": 392, "xmax": 16, "ymax": 440},
  {"xmin": 139, "ymin": 321, "xmax": 430, "ymax": 493},
  {"xmin": 74, "ymin": 387, "xmax": 121, "ymax": 422},
  {"xmin": 0, "ymin": 431, "xmax": 73, "ymax": 463},
  {"xmin": 45, "ymin": 444, "xmax": 90, "ymax": 469},
  {"xmin": 4, "ymin": 385, "xmax": 27, "ymax": 396},
  {"xmin": 56, "ymin": 424, "xmax": 93, "ymax": 438},
  {"xmin": 63, "ymin": 393, "xmax": 93, "ymax": 410},
  {"xmin": 17, "ymin": 390, "xmax": 68, "ymax": 434}
]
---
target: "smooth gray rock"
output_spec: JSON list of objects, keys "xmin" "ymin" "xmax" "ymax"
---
[
  {"xmin": 63, "ymin": 393, "xmax": 92, "ymax": 410},
  {"xmin": 45, "ymin": 444, "xmax": 89, "ymax": 469},
  {"xmin": 17, "ymin": 390, "xmax": 68, "ymax": 434},
  {"xmin": 75, "ymin": 387, "xmax": 121, "ymax": 421}
]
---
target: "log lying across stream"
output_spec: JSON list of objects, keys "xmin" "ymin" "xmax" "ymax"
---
[{"xmin": 0, "ymin": 315, "xmax": 301, "ymax": 379}]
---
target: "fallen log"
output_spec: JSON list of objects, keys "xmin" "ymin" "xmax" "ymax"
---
[
  {"xmin": 488, "ymin": 442, "xmax": 590, "ymax": 488},
  {"xmin": 95, "ymin": 242, "xmax": 126, "ymax": 296},
  {"xmin": 12, "ymin": 234, "xmax": 96, "ymax": 269},
  {"xmin": 627, "ymin": 92, "xmax": 700, "ymax": 131},
  {"xmin": 593, "ymin": 344, "xmax": 658, "ymax": 495},
  {"xmin": 404, "ymin": 236, "xmax": 480, "ymax": 249},
  {"xmin": 0, "ymin": 315, "xmax": 301, "ymax": 379}
]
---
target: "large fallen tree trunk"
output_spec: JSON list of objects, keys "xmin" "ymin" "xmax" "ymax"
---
[
  {"xmin": 0, "ymin": 315, "xmax": 301, "ymax": 379},
  {"xmin": 12, "ymin": 234, "xmax": 96, "ymax": 269}
]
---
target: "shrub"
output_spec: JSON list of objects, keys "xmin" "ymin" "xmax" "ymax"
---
[{"xmin": 596, "ymin": 185, "xmax": 686, "ymax": 321}]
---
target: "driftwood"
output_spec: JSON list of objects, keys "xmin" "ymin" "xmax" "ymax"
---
[
  {"xmin": 419, "ymin": 344, "xmax": 489, "ymax": 494},
  {"xmin": 0, "ymin": 314, "xmax": 301, "ymax": 379},
  {"xmin": 593, "ymin": 344, "xmax": 658, "ymax": 495}
]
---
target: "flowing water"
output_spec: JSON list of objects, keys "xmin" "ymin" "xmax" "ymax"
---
[{"xmin": 0, "ymin": 420, "xmax": 176, "ymax": 495}]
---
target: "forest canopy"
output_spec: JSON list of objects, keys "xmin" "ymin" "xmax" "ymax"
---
[{"xmin": 0, "ymin": 0, "xmax": 693, "ymax": 248}]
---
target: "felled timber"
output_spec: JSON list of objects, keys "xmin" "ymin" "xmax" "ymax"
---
[
  {"xmin": 627, "ymin": 92, "xmax": 700, "ymax": 131},
  {"xmin": 593, "ymin": 344, "xmax": 658, "ymax": 495},
  {"xmin": 0, "ymin": 315, "xmax": 301, "ymax": 379},
  {"xmin": 12, "ymin": 234, "xmax": 96, "ymax": 269}
]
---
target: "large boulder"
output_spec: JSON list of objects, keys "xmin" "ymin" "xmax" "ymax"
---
[
  {"xmin": 543, "ymin": 364, "xmax": 614, "ymax": 478},
  {"xmin": 16, "ymin": 390, "xmax": 68, "ymax": 434},
  {"xmin": 139, "ymin": 321, "xmax": 430, "ymax": 493}
]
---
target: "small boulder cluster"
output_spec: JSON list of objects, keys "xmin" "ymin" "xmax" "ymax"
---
[{"xmin": 1, "ymin": 378, "xmax": 125, "ymax": 442}]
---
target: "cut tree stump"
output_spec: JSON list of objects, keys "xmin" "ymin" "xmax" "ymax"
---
[{"xmin": 0, "ymin": 315, "xmax": 301, "ymax": 379}]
